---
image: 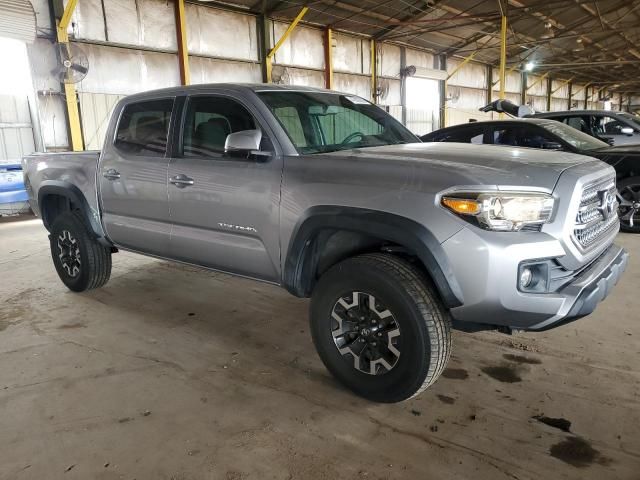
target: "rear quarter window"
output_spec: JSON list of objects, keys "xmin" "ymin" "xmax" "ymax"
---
[{"xmin": 114, "ymin": 99, "xmax": 174, "ymax": 157}]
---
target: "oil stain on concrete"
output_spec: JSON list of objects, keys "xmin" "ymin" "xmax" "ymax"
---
[
  {"xmin": 442, "ymin": 368, "xmax": 468, "ymax": 380},
  {"xmin": 481, "ymin": 365, "xmax": 522, "ymax": 383},
  {"xmin": 550, "ymin": 436, "xmax": 612, "ymax": 468}
]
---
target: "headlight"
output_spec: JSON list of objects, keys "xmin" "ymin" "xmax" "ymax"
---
[{"xmin": 441, "ymin": 192, "xmax": 555, "ymax": 231}]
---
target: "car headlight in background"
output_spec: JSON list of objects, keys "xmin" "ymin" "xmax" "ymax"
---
[{"xmin": 441, "ymin": 192, "xmax": 555, "ymax": 231}]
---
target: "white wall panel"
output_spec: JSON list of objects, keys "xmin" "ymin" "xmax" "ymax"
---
[
  {"xmin": 190, "ymin": 57, "xmax": 261, "ymax": 84},
  {"xmin": 78, "ymin": 92, "xmax": 124, "ymax": 150},
  {"xmin": 550, "ymin": 97, "xmax": 569, "ymax": 111},
  {"xmin": 272, "ymin": 22, "xmax": 323, "ymax": 69},
  {"xmin": 448, "ymin": 59, "xmax": 486, "ymax": 89},
  {"xmin": 334, "ymin": 73, "xmax": 370, "ymax": 99},
  {"xmin": 529, "ymin": 96, "xmax": 547, "ymax": 112},
  {"xmin": 406, "ymin": 48, "xmax": 434, "ymax": 70},
  {"xmin": 278, "ymin": 67, "xmax": 324, "ymax": 89},
  {"xmin": 102, "ymin": 0, "xmax": 177, "ymax": 50},
  {"xmin": 38, "ymin": 93, "xmax": 68, "ymax": 149},
  {"xmin": 526, "ymin": 74, "xmax": 547, "ymax": 97},
  {"xmin": 103, "ymin": 0, "xmax": 140, "ymax": 46},
  {"xmin": 138, "ymin": 0, "xmax": 177, "ymax": 50},
  {"xmin": 0, "ymin": 95, "xmax": 35, "ymax": 161},
  {"xmin": 186, "ymin": 5, "xmax": 258, "ymax": 61},
  {"xmin": 551, "ymin": 79, "xmax": 570, "ymax": 99},
  {"xmin": 378, "ymin": 43, "xmax": 400, "ymax": 78},
  {"xmin": 491, "ymin": 68, "xmax": 521, "ymax": 94},
  {"xmin": 27, "ymin": 38, "xmax": 61, "ymax": 93},
  {"xmin": 452, "ymin": 86, "xmax": 487, "ymax": 110},
  {"xmin": 333, "ymin": 33, "xmax": 367, "ymax": 74},
  {"xmin": 69, "ymin": 0, "xmax": 106, "ymax": 41},
  {"xmin": 76, "ymin": 44, "xmax": 179, "ymax": 95}
]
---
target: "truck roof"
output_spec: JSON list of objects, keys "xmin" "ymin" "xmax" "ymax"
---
[{"xmin": 123, "ymin": 83, "xmax": 336, "ymax": 101}]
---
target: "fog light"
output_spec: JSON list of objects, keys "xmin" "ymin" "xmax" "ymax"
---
[{"xmin": 519, "ymin": 268, "xmax": 533, "ymax": 288}]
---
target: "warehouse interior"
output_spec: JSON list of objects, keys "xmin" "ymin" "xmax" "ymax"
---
[{"xmin": 1, "ymin": 0, "xmax": 640, "ymax": 479}]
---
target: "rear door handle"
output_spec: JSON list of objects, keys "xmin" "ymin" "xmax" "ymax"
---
[
  {"xmin": 170, "ymin": 174, "xmax": 194, "ymax": 188},
  {"xmin": 103, "ymin": 168, "xmax": 121, "ymax": 180}
]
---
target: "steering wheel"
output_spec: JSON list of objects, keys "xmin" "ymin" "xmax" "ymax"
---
[{"xmin": 341, "ymin": 132, "xmax": 365, "ymax": 145}]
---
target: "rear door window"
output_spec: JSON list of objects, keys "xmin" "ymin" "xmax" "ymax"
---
[
  {"xmin": 490, "ymin": 125, "xmax": 558, "ymax": 149},
  {"xmin": 440, "ymin": 126, "xmax": 486, "ymax": 144},
  {"xmin": 114, "ymin": 99, "xmax": 174, "ymax": 157}
]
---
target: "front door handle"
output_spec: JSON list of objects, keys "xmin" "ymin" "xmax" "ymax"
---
[
  {"xmin": 103, "ymin": 168, "xmax": 121, "ymax": 180},
  {"xmin": 170, "ymin": 174, "xmax": 194, "ymax": 188}
]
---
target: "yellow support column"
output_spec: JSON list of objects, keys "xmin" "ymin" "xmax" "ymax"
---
[
  {"xmin": 266, "ymin": 7, "xmax": 308, "ymax": 83},
  {"xmin": 324, "ymin": 28, "xmax": 333, "ymax": 90},
  {"xmin": 56, "ymin": 0, "xmax": 83, "ymax": 151},
  {"xmin": 175, "ymin": 0, "xmax": 190, "ymax": 85},
  {"xmin": 498, "ymin": 14, "xmax": 507, "ymax": 118},
  {"xmin": 371, "ymin": 39, "xmax": 377, "ymax": 103},
  {"xmin": 498, "ymin": 15, "xmax": 507, "ymax": 100}
]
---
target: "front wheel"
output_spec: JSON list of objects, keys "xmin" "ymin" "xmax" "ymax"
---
[
  {"xmin": 617, "ymin": 177, "xmax": 640, "ymax": 233},
  {"xmin": 310, "ymin": 253, "xmax": 452, "ymax": 403},
  {"xmin": 50, "ymin": 211, "xmax": 112, "ymax": 292}
]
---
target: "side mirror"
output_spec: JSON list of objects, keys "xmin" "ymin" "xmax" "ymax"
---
[
  {"xmin": 225, "ymin": 129, "xmax": 262, "ymax": 153},
  {"xmin": 621, "ymin": 127, "xmax": 634, "ymax": 136}
]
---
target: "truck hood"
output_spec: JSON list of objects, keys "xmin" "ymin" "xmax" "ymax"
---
[
  {"xmin": 591, "ymin": 144, "xmax": 640, "ymax": 156},
  {"xmin": 325, "ymin": 142, "xmax": 602, "ymax": 190}
]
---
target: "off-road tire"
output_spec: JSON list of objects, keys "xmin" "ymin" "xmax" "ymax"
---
[
  {"xmin": 50, "ymin": 210, "xmax": 112, "ymax": 292},
  {"xmin": 310, "ymin": 253, "xmax": 452, "ymax": 403},
  {"xmin": 617, "ymin": 176, "xmax": 640, "ymax": 233}
]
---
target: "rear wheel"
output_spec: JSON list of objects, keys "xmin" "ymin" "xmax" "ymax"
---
[
  {"xmin": 617, "ymin": 177, "xmax": 640, "ymax": 233},
  {"xmin": 50, "ymin": 211, "xmax": 112, "ymax": 292},
  {"xmin": 310, "ymin": 253, "xmax": 452, "ymax": 403}
]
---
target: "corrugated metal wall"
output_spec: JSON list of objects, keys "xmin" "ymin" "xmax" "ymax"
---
[
  {"xmin": 446, "ymin": 59, "xmax": 491, "ymax": 126},
  {"xmin": 0, "ymin": 95, "xmax": 35, "ymax": 162},
  {"xmin": 0, "ymin": 0, "xmax": 36, "ymax": 43},
  {"xmin": 20, "ymin": 0, "xmax": 628, "ymax": 147},
  {"xmin": 78, "ymin": 92, "xmax": 125, "ymax": 150}
]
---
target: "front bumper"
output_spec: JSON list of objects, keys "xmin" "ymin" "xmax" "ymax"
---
[
  {"xmin": 442, "ymin": 226, "xmax": 628, "ymax": 331},
  {"xmin": 530, "ymin": 243, "xmax": 628, "ymax": 330}
]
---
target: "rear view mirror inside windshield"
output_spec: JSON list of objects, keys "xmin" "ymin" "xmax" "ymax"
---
[{"xmin": 308, "ymin": 105, "xmax": 341, "ymax": 115}]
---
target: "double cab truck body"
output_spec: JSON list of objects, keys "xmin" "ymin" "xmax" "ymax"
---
[{"xmin": 23, "ymin": 84, "xmax": 628, "ymax": 402}]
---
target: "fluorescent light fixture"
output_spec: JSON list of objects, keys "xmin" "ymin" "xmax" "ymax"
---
[{"xmin": 525, "ymin": 62, "xmax": 535, "ymax": 71}]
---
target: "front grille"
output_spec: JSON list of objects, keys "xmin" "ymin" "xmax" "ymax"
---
[{"xmin": 572, "ymin": 175, "xmax": 619, "ymax": 250}]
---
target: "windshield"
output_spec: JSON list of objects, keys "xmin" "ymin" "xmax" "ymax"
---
[
  {"xmin": 619, "ymin": 112, "xmax": 640, "ymax": 128},
  {"xmin": 257, "ymin": 91, "xmax": 419, "ymax": 154},
  {"xmin": 541, "ymin": 120, "xmax": 609, "ymax": 151}
]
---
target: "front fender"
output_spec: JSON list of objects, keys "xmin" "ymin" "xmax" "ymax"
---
[{"xmin": 283, "ymin": 206, "xmax": 464, "ymax": 308}]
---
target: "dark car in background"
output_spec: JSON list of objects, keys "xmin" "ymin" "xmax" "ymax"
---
[
  {"xmin": 421, "ymin": 118, "xmax": 640, "ymax": 232},
  {"xmin": 529, "ymin": 110, "xmax": 640, "ymax": 146}
]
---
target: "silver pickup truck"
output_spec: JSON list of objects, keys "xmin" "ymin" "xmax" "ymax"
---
[{"xmin": 23, "ymin": 84, "xmax": 628, "ymax": 402}]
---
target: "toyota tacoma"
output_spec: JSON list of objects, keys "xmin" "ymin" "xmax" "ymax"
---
[{"xmin": 22, "ymin": 84, "xmax": 628, "ymax": 402}]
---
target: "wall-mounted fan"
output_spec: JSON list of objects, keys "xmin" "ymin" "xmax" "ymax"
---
[
  {"xmin": 374, "ymin": 79, "xmax": 390, "ymax": 101},
  {"xmin": 53, "ymin": 42, "xmax": 89, "ymax": 84},
  {"xmin": 272, "ymin": 65, "xmax": 291, "ymax": 85}
]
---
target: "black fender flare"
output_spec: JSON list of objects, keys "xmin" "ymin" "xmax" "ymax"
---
[
  {"xmin": 283, "ymin": 206, "xmax": 464, "ymax": 308},
  {"xmin": 37, "ymin": 181, "xmax": 104, "ymax": 240}
]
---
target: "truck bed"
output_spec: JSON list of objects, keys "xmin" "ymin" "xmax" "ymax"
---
[{"xmin": 21, "ymin": 150, "xmax": 104, "ymax": 235}]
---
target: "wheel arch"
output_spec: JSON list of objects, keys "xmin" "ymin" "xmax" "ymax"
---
[
  {"xmin": 38, "ymin": 181, "xmax": 106, "ymax": 243},
  {"xmin": 283, "ymin": 206, "xmax": 464, "ymax": 308}
]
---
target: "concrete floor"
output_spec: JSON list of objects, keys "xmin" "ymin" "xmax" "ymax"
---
[{"xmin": 1, "ymin": 217, "xmax": 639, "ymax": 480}]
